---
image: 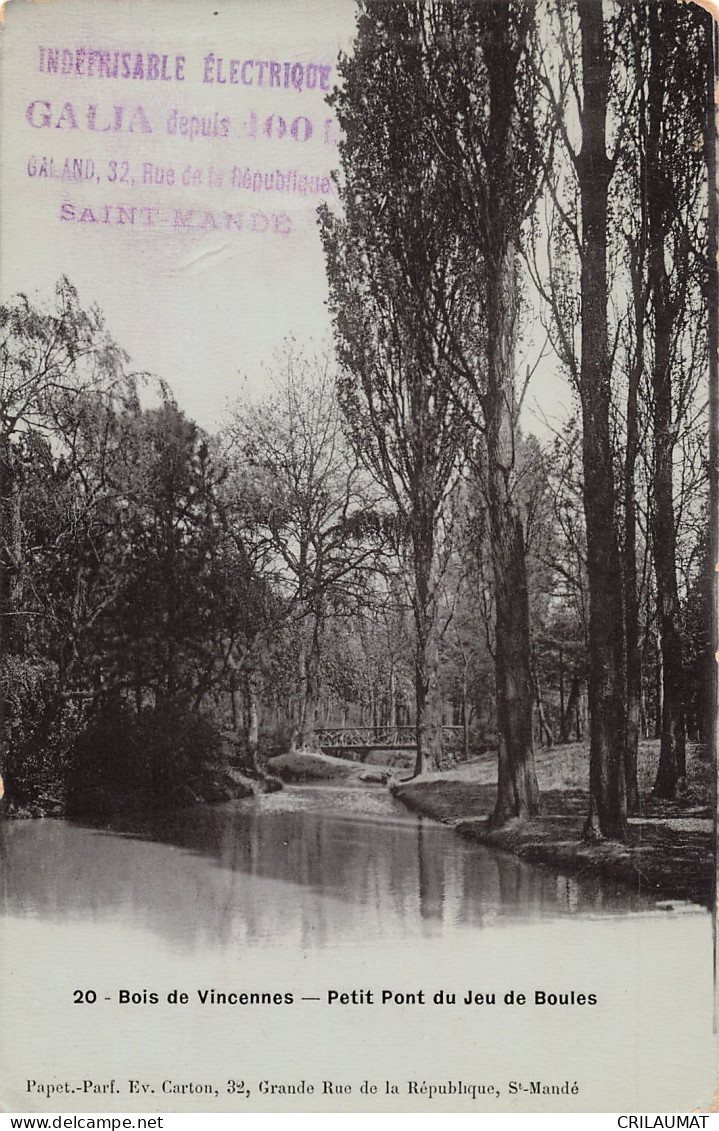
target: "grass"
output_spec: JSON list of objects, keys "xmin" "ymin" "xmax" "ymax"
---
[
  {"xmin": 267, "ymin": 748, "xmax": 374, "ymax": 783},
  {"xmin": 393, "ymin": 740, "xmax": 714, "ymax": 908}
]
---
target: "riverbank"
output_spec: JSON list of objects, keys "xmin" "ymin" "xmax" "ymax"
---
[
  {"xmin": 267, "ymin": 749, "xmax": 391, "ymax": 785},
  {"xmin": 392, "ymin": 741, "xmax": 714, "ymax": 908},
  {"xmin": 3, "ymin": 764, "xmax": 260, "ymax": 820}
]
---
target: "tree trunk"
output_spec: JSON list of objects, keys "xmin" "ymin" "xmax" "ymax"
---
[
  {"xmin": 623, "ymin": 233, "xmax": 644, "ymax": 814},
  {"xmin": 237, "ymin": 667, "xmax": 280, "ymax": 790},
  {"xmin": 535, "ymin": 671, "xmax": 555, "ymax": 748},
  {"xmin": 476, "ymin": 3, "xmax": 541, "ymax": 825},
  {"xmin": 706, "ymin": 7, "xmax": 719, "ymax": 788},
  {"xmin": 489, "ymin": 506, "xmax": 540, "ymax": 823},
  {"xmin": 0, "ymin": 437, "xmax": 14, "ymax": 793},
  {"xmin": 576, "ymin": 690, "xmax": 585, "ymax": 742},
  {"xmin": 0, "ymin": 438, "xmax": 22, "ymax": 660},
  {"xmin": 412, "ymin": 519, "xmax": 442, "ymax": 776},
  {"xmin": 562, "ymin": 674, "xmax": 581, "ymax": 744},
  {"xmin": 246, "ymin": 672, "xmax": 259, "ymax": 752},
  {"xmin": 640, "ymin": 685, "xmax": 648, "ymax": 740},
  {"xmin": 559, "ymin": 650, "xmax": 567, "ymax": 743},
  {"xmin": 623, "ymin": 41, "xmax": 645, "ymax": 815},
  {"xmin": 578, "ymin": 0, "xmax": 628, "ymax": 841},
  {"xmin": 230, "ymin": 680, "xmax": 240, "ymax": 731},
  {"xmin": 462, "ymin": 667, "xmax": 469, "ymax": 760},
  {"xmin": 242, "ymin": 670, "xmax": 264, "ymax": 777},
  {"xmin": 647, "ymin": 4, "xmax": 686, "ymax": 799},
  {"xmin": 225, "ymin": 641, "xmax": 244, "ymax": 734},
  {"xmin": 293, "ymin": 610, "xmax": 323, "ymax": 752},
  {"xmin": 654, "ymin": 647, "xmax": 663, "ymax": 740},
  {"xmin": 485, "ymin": 245, "xmax": 540, "ymax": 825},
  {"xmin": 650, "ymin": 487, "xmax": 687, "ymax": 798},
  {"xmin": 624, "ymin": 521, "xmax": 642, "ymax": 815}
]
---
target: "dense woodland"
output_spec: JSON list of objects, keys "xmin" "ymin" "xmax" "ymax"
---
[{"xmin": 0, "ymin": 0, "xmax": 713, "ymax": 841}]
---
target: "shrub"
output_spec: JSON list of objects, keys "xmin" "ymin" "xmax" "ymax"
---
[
  {"xmin": 1, "ymin": 658, "xmax": 86, "ymax": 815},
  {"xmin": 66, "ymin": 698, "xmax": 228, "ymax": 816}
]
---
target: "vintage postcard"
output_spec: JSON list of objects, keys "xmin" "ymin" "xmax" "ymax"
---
[{"xmin": 0, "ymin": 0, "xmax": 716, "ymax": 1116}]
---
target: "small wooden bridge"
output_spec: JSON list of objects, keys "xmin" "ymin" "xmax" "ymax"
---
[{"xmin": 315, "ymin": 725, "xmax": 462, "ymax": 762}]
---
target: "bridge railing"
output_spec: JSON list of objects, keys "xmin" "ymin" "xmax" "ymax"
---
[{"xmin": 315, "ymin": 725, "xmax": 463, "ymax": 749}]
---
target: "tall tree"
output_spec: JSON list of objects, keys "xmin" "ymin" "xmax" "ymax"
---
[
  {"xmin": 529, "ymin": 3, "xmax": 628, "ymax": 839},
  {"xmin": 706, "ymin": 0, "xmax": 719, "ymax": 777},
  {"xmin": 419, "ymin": 0, "xmax": 544, "ymax": 821},
  {"xmin": 321, "ymin": 3, "xmax": 544, "ymax": 809},
  {"xmin": 225, "ymin": 347, "xmax": 381, "ymax": 752},
  {"xmin": 0, "ymin": 279, "xmax": 132, "ymax": 794},
  {"xmin": 0, "ymin": 279, "xmax": 128, "ymax": 658},
  {"xmin": 529, "ymin": 0, "xmax": 710, "ymax": 832},
  {"xmin": 575, "ymin": 1, "xmax": 627, "ymax": 839},
  {"xmin": 642, "ymin": 1, "xmax": 707, "ymax": 798},
  {"xmin": 615, "ymin": 3, "xmax": 649, "ymax": 813},
  {"xmin": 320, "ymin": 4, "xmax": 468, "ymax": 774}
]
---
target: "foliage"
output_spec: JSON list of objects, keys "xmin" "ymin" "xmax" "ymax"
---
[
  {"xmin": 0, "ymin": 1, "xmax": 712, "ymax": 833},
  {"xmin": 66, "ymin": 699, "xmax": 229, "ymax": 816}
]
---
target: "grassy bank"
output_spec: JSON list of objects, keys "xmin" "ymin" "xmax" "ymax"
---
[
  {"xmin": 4, "ymin": 764, "xmax": 259, "ymax": 820},
  {"xmin": 393, "ymin": 740, "xmax": 714, "ymax": 908},
  {"xmin": 267, "ymin": 748, "xmax": 391, "ymax": 784}
]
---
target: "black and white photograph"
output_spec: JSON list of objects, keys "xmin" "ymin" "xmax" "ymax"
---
[{"xmin": 0, "ymin": 0, "xmax": 716, "ymax": 1115}]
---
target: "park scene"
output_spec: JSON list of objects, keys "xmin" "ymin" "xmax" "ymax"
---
[{"xmin": 0, "ymin": 0, "xmax": 714, "ymax": 915}]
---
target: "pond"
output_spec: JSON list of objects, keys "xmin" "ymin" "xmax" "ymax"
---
[
  {"xmin": 0, "ymin": 785, "xmax": 712, "ymax": 1113},
  {"xmin": 0, "ymin": 784, "xmax": 661, "ymax": 949}
]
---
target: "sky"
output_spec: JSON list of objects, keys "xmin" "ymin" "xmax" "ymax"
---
[
  {"xmin": 0, "ymin": 0, "xmax": 359, "ymax": 429},
  {"xmin": 0, "ymin": 0, "xmax": 572, "ymax": 438}
]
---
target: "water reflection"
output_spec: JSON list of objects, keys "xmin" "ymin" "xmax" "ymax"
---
[{"xmin": 0, "ymin": 785, "xmax": 660, "ymax": 951}]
